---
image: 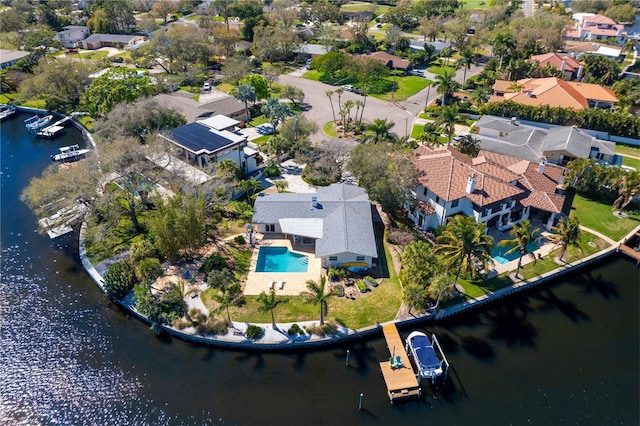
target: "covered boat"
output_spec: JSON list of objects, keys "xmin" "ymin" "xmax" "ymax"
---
[
  {"xmin": 51, "ymin": 144, "xmax": 90, "ymax": 161},
  {"xmin": 405, "ymin": 331, "xmax": 447, "ymax": 382},
  {"xmin": 25, "ymin": 114, "xmax": 53, "ymax": 130}
]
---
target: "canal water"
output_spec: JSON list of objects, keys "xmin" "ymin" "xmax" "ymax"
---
[{"xmin": 1, "ymin": 113, "xmax": 638, "ymax": 425}]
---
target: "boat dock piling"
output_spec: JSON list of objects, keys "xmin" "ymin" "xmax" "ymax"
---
[
  {"xmin": 379, "ymin": 323, "xmax": 421, "ymax": 403},
  {"xmin": 430, "ymin": 334, "xmax": 450, "ymax": 383}
]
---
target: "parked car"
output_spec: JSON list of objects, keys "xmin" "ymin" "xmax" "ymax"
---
[
  {"xmin": 203, "ymin": 82, "xmax": 211, "ymax": 92},
  {"xmin": 341, "ymin": 84, "xmax": 354, "ymax": 92},
  {"xmin": 111, "ymin": 57, "xmax": 124, "ymax": 63},
  {"xmin": 353, "ymin": 88, "xmax": 364, "ymax": 95}
]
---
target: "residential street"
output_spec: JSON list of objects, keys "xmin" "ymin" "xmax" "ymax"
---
[{"xmin": 279, "ymin": 61, "xmax": 484, "ymax": 142}]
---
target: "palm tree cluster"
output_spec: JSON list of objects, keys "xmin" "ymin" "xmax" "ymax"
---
[
  {"xmin": 497, "ymin": 219, "xmax": 540, "ymax": 278},
  {"xmin": 435, "ymin": 215, "xmax": 494, "ymax": 283}
]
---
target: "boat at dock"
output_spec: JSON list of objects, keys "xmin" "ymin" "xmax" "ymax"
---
[
  {"xmin": 0, "ymin": 104, "xmax": 17, "ymax": 120},
  {"xmin": 405, "ymin": 331, "xmax": 449, "ymax": 383},
  {"xmin": 51, "ymin": 144, "xmax": 90, "ymax": 161},
  {"xmin": 25, "ymin": 114, "xmax": 53, "ymax": 130}
]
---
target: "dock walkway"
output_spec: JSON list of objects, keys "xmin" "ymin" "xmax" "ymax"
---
[{"xmin": 379, "ymin": 323, "xmax": 421, "ymax": 403}]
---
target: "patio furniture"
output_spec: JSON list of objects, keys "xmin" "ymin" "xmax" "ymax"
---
[
  {"xmin": 267, "ymin": 278, "xmax": 274, "ymax": 290},
  {"xmin": 277, "ymin": 277, "xmax": 284, "ymax": 290}
]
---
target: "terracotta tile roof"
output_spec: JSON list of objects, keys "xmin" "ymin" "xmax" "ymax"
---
[
  {"xmin": 530, "ymin": 53, "xmax": 582, "ymax": 73},
  {"xmin": 491, "ymin": 77, "xmax": 617, "ymax": 110},
  {"xmin": 366, "ymin": 51, "xmax": 411, "ymax": 70},
  {"xmin": 413, "ymin": 147, "xmax": 565, "ymax": 214},
  {"xmin": 583, "ymin": 14, "xmax": 618, "ymax": 26}
]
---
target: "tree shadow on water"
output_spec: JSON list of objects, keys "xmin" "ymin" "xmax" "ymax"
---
[
  {"xmin": 568, "ymin": 270, "xmax": 619, "ymax": 299},
  {"xmin": 532, "ymin": 288, "xmax": 590, "ymax": 323},
  {"xmin": 234, "ymin": 351, "xmax": 265, "ymax": 371},
  {"xmin": 483, "ymin": 304, "xmax": 537, "ymax": 348},
  {"xmin": 460, "ymin": 335, "xmax": 495, "ymax": 360}
]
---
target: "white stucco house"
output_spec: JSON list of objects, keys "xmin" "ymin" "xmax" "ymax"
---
[
  {"xmin": 252, "ymin": 184, "xmax": 379, "ymax": 270},
  {"xmin": 159, "ymin": 114, "xmax": 261, "ymax": 175}
]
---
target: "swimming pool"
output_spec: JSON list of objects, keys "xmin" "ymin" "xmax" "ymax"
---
[
  {"xmin": 491, "ymin": 241, "xmax": 541, "ymax": 265},
  {"xmin": 255, "ymin": 246, "xmax": 309, "ymax": 273}
]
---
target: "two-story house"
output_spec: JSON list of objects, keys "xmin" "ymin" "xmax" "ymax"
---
[
  {"xmin": 159, "ymin": 115, "xmax": 260, "ymax": 175},
  {"xmin": 408, "ymin": 146, "xmax": 566, "ymax": 233},
  {"xmin": 563, "ymin": 13, "xmax": 628, "ymax": 46}
]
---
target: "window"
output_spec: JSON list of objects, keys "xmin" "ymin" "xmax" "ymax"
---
[
  {"xmin": 356, "ymin": 256, "xmax": 365, "ymax": 262},
  {"xmin": 451, "ymin": 199, "xmax": 459, "ymax": 208},
  {"xmin": 435, "ymin": 196, "xmax": 440, "ymax": 205},
  {"xmin": 423, "ymin": 188, "xmax": 427, "ymax": 196},
  {"xmin": 329, "ymin": 256, "xmax": 338, "ymax": 261},
  {"xmin": 265, "ymin": 224, "xmax": 275, "ymax": 232}
]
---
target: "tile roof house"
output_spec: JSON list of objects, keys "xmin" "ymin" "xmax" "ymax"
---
[
  {"xmin": 408, "ymin": 146, "xmax": 567, "ymax": 233},
  {"xmin": 529, "ymin": 53, "xmax": 583, "ymax": 80},
  {"xmin": 491, "ymin": 77, "xmax": 618, "ymax": 110},
  {"xmin": 473, "ymin": 115, "xmax": 619, "ymax": 166},
  {"xmin": 563, "ymin": 13, "xmax": 627, "ymax": 46},
  {"xmin": 252, "ymin": 184, "xmax": 378, "ymax": 269},
  {"xmin": 159, "ymin": 115, "xmax": 260, "ymax": 175},
  {"xmin": 365, "ymin": 51, "xmax": 411, "ymax": 71}
]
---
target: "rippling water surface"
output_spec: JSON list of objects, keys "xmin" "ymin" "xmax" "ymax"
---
[{"xmin": 1, "ymin": 113, "xmax": 638, "ymax": 425}]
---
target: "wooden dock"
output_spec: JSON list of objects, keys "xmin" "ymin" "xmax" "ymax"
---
[
  {"xmin": 619, "ymin": 234, "xmax": 640, "ymax": 266},
  {"xmin": 379, "ymin": 323, "xmax": 421, "ymax": 403}
]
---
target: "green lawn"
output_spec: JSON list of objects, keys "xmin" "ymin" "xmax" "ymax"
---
[
  {"xmin": 621, "ymin": 156, "xmax": 640, "ymax": 171},
  {"xmin": 571, "ymin": 194, "xmax": 640, "ymax": 241},
  {"xmin": 323, "ymin": 121, "xmax": 337, "ymax": 137},
  {"xmin": 341, "ymin": 3, "xmax": 391, "ymax": 13},
  {"xmin": 251, "ymin": 135, "xmax": 271, "ymax": 146},
  {"xmin": 302, "ymin": 70, "xmax": 323, "ymax": 81},
  {"xmin": 216, "ymin": 83, "xmax": 234, "ymax": 94},
  {"xmin": 248, "ymin": 115, "xmax": 269, "ymax": 126},
  {"xmin": 373, "ymin": 76, "xmax": 431, "ymax": 102},
  {"xmin": 411, "ymin": 124, "xmax": 425, "ymax": 138},
  {"xmin": 427, "ymin": 62, "xmax": 457, "ymax": 76},
  {"xmin": 78, "ymin": 51, "xmax": 109, "ymax": 60},
  {"xmin": 615, "ymin": 144, "xmax": 640, "ymax": 158}
]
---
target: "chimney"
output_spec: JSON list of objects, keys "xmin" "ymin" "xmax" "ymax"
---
[
  {"xmin": 577, "ymin": 63, "xmax": 584, "ymax": 80},
  {"xmin": 466, "ymin": 174, "xmax": 477, "ymax": 194},
  {"xmin": 311, "ymin": 196, "xmax": 318, "ymax": 208},
  {"xmin": 538, "ymin": 156, "xmax": 547, "ymax": 174},
  {"xmin": 560, "ymin": 56, "xmax": 567, "ymax": 73}
]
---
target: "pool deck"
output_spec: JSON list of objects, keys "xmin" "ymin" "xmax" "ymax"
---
[
  {"xmin": 486, "ymin": 229, "xmax": 559, "ymax": 277},
  {"xmin": 244, "ymin": 234, "xmax": 323, "ymax": 296}
]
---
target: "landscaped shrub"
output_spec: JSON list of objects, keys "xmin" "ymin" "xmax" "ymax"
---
[
  {"xmin": 306, "ymin": 322, "xmax": 338, "ymax": 337},
  {"xmin": 328, "ymin": 267, "xmax": 349, "ymax": 281},
  {"xmin": 356, "ymin": 280, "xmax": 367, "ymax": 293},
  {"xmin": 103, "ymin": 260, "xmax": 138, "ymax": 299},
  {"xmin": 129, "ymin": 239, "xmax": 157, "ymax": 263},
  {"xmin": 134, "ymin": 257, "xmax": 163, "ymax": 285},
  {"xmin": 199, "ymin": 253, "xmax": 227, "ymax": 274},
  {"xmin": 364, "ymin": 276, "xmax": 378, "ymax": 287},
  {"xmin": 233, "ymin": 234, "xmax": 246, "ymax": 245},
  {"xmin": 301, "ymin": 161, "xmax": 341, "ymax": 186},
  {"xmin": 287, "ymin": 323, "xmax": 305, "ymax": 336},
  {"xmin": 245, "ymin": 324, "xmax": 264, "ymax": 339},
  {"xmin": 196, "ymin": 316, "xmax": 228, "ymax": 335},
  {"xmin": 332, "ymin": 284, "xmax": 345, "ymax": 297},
  {"xmin": 263, "ymin": 160, "xmax": 280, "ymax": 177}
]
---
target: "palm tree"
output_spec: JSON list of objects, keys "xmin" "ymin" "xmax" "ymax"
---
[
  {"xmin": 439, "ymin": 46, "xmax": 453, "ymax": 67},
  {"xmin": 274, "ymin": 179, "xmax": 288, "ymax": 192},
  {"xmin": 213, "ymin": 288, "xmax": 235, "ymax": 323},
  {"xmin": 492, "ymin": 32, "xmax": 516, "ymax": 70},
  {"xmin": 257, "ymin": 289, "xmax": 287, "ymax": 328},
  {"xmin": 455, "ymin": 48, "xmax": 476, "ymax": 88},
  {"xmin": 335, "ymin": 87, "xmax": 344, "ymax": 111},
  {"xmin": 435, "ymin": 104, "xmax": 460, "ymax": 146},
  {"xmin": 301, "ymin": 276, "xmax": 330, "ymax": 325},
  {"xmin": 497, "ymin": 219, "xmax": 540, "ymax": 278},
  {"xmin": 0, "ymin": 69, "xmax": 13, "ymax": 100},
  {"xmin": 612, "ymin": 172, "xmax": 640, "ymax": 214},
  {"xmin": 233, "ymin": 84, "xmax": 256, "ymax": 122},
  {"xmin": 426, "ymin": 273, "xmax": 455, "ymax": 310},
  {"xmin": 342, "ymin": 99, "xmax": 354, "ymax": 129},
  {"xmin": 435, "ymin": 215, "xmax": 494, "ymax": 283},
  {"xmin": 326, "ymin": 90, "xmax": 337, "ymax": 123},
  {"xmin": 547, "ymin": 216, "xmax": 582, "ymax": 262},
  {"xmin": 434, "ymin": 70, "xmax": 460, "ymax": 107},
  {"xmin": 366, "ymin": 118, "xmax": 395, "ymax": 143},
  {"xmin": 469, "ymin": 86, "xmax": 490, "ymax": 107},
  {"xmin": 237, "ymin": 178, "xmax": 262, "ymax": 203},
  {"xmin": 457, "ymin": 134, "xmax": 480, "ymax": 157}
]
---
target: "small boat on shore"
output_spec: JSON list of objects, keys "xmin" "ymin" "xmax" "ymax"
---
[
  {"xmin": 25, "ymin": 114, "xmax": 53, "ymax": 130},
  {"xmin": 51, "ymin": 144, "xmax": 90, "ymax": 162},
  {"xmin": 405, "ymin": 331, "xmax": 449, "ymax": 382},
  {"xmin": 0, "ymin": 104, "xmax": 17, "ymax": 120}
]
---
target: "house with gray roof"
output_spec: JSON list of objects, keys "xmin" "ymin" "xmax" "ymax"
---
[
  {"xmin": 80, "ymin": 33, "xmax": 146, "ymax": 50},
  {"xmin": 252, "ymin": 184, "xmax": 378, "ymax": 270},
  {"xmin": 473, "ymin": 115, "xmax": 619, "ymax": 166},
  {"xmin": 0, "ymin": 49, "xmax": 31, "ymax": 69}
]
